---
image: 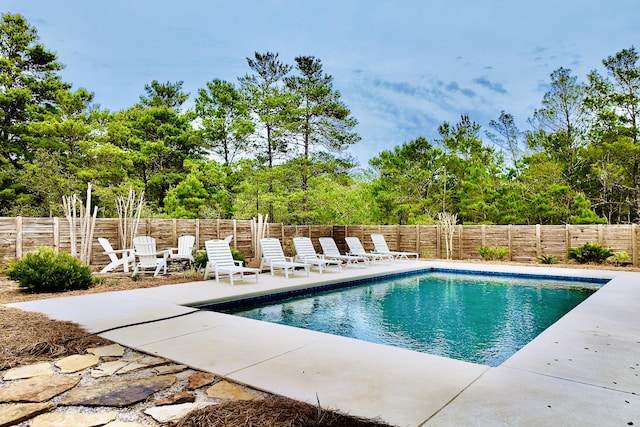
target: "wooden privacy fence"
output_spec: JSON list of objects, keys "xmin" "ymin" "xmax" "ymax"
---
[{"xmin": 0, "ymin": 217, "xmax": 638, "ymax": 267}]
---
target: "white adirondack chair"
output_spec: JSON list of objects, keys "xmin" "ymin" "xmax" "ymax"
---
[
  {"xmin": 132, "ymin": 236, "xmax": 169, "ymax": 277},
  {"xmin": 98, "ymin": 237, "xmax": 134, "ymax": 273},
  {"xmin": 169, "ymin": 235, "xmax": 195, "ymax": 267}
]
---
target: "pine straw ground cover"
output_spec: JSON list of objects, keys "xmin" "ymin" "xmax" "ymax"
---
[{"xmin": 0, "ymin": 273, "xmax": 393, "ymax": 426}]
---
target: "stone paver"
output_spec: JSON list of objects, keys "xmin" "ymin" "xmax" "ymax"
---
[
  {"xmin": 0, "ymin": 375, "xmax": 80, "ymax": 402},
  {"xmin": 206, "ymin": 380, "xmax": 259, "ymax": 401},
  {"xmin": 144, "ymin": 402, "xmax": 210, "ymax": 424},
  {"xmin": 0, "ymin": 402, "xmax": 53, "ymax": 427},
  {"xmin": 59, "ymin": 375, "xmax": 176, "ymax": 408},
  {"xmin": 2, "ymin": 362, "xmax": 53, "ymax": 380},
  {"xmin": 87, "ymin": 343, "xmax": 126, "ymax": 357},
  {"xmin": 55, "ymin": 353, "xmax": 100, "ymax": 373},
  {"xmin": 188, "ymin": 372, "xmax": 215, "ymax": 389},
  {"xmin": 30, "ymin": 411, "xmax": 117, "ymax": 427},
  {"xmin": 153, "ymin": 364, "xmax": 187, "ymax": 375},
  {"xmin": 59, "ymin": 374, "xmax": 176, "ymax": 407},
  {"xmin": 155, "ymin": 390, "xmax": 195, "ymax": 405}
]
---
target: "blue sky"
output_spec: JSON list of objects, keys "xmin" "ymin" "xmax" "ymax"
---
[{"xmin": 5, "ymin": 0, "xmax": 639, "ymax": 166}]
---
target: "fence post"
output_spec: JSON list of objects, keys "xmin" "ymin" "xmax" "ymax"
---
[
  {"xmin": 16, "ymin": 216, "xmax": 23, "ymax": 259},
  {"xmin": 535, "ymin": 224, "xmax": 541, "ymax": 257},
  {"xmin": 436, "ymin": 225, "xmax": 441, "ymax": 259},
  {"xmin": 53, "ymin": 217, "xmax": 59, "ymax": 252},
  {"xmin": 633, "ymin": 224, "xmax": 638, "ymax": 267},
  {"xmin": 598, "ymin": 223, "xmax": 605, "ymax": 247},
  {"xmin": 233, "ymin": 219, "xmax": 237, "ymax": 248},
  {"xmin": 508, "ymin": 224, "xmax": 513, "ymax": 261},
  {"xmin": 195, "ymin": 219, "xmax": 200, "ymax": 250},
  {"xmin": 172, "ymin": 218, "xmax": 177, "ymax": 246},
  {"xmin": 458, "ymin": 225, "xmax": 463, "ymax": 260}
]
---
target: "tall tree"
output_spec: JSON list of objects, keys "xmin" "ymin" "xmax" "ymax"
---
[
  {"xmin": 285, "ymin": 56, "xmax": 360, "ymax": 223},
  {"xmin": 437, "ymin": 115, "xmax": 503, "ymax": 223},
  {"xmin": 528, "ymin": 67, "xmax": 588, "ymax": 190},
  {"xmin": 369, "ymin": 137, "xmax": 444, "ymax": 224},
  {"xmin": 139, "ymin": 80, "xmax": 189, "ymax": 110},
  {"xmin": 585, "ymin": 46, "xmax": 640, "ymax": 220},
  {"xmin": 105, "ymin": 96, "xmax": 203, "ymax": 211},
  {"xmin": 485, "ymin": 111, "xmax": 523, "ymax": 176},
  {"xmin": 0, "ymin": 13, "xmax": 78, "ymax": 215},
  {"xmin": 238, "ymin": 51, "xmax": 293, "ymax": 220},
  {"xmin": 195, "ymin": 79, "xmax": 254, "ymax": 166}
]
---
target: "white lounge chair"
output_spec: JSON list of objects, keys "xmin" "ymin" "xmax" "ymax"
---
[
  {"xmin": 169, "ymin": 235, "xmax": 195, "ymax": 267},
  {"xmin": 318, "ymin": 237, "xmax": 368, "ymax": 268},
  {"xmin": 203, "ymin": 239, "xmax": 259, "ymax": 285},
  {"xmin": 293, "ymin": 237, "xmax": 342, "ymax": 274},
  {"xmin": 370, "ymin": 233, "xmax": 419, "ymax": 260},
  {"xmin": 98, "ymin": 237, "xmax": 134, "ymax": 273},
  {"xmin": 260, "ymin": 238, "xmax": 310, "ymax": 278},
  {"xmin": 344, "ymin": 236, "xmax": 392, "ymax": 263},
  {"xmin": 132, "ymin": 236, "xmax": 169, "ymax": 277}
]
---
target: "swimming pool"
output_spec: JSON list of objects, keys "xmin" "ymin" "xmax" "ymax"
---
[{"xmin": 211, "ymin": 271, "xmax": 602, "ymax": 366}]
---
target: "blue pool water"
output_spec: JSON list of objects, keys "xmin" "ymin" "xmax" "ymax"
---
[{"xmin": 219, "ymin": 272, "xmax": 601, "ymax": 366}]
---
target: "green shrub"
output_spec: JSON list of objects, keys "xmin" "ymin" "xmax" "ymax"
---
[
  {"xmin": 193, "ymin": 250, "xmax": 208, "ymax": 271},
  {"xmin": 606, "ymin": 251, "xmax": 630, "ymax": 266},
  {"xmin": 567, "ymin": 242, "xmax": 613, "ymax": 264},
  {"xmin": 537, "ymin": 254, "xmax": 559, "ymax": 264},
  {"xmin": 191, "ymin": 248, "xmax": 247, "ymax": 270},
  {"xmin": 3, "ymin": 246, "xmax": 93, "ymax": 293},
  {"xmin": 477, "ymin": 245, "xmax": 510, "ymax": 260},
  {"xmin": 231, "ymin": 248, "xmax": 247, "ymax": 267}
]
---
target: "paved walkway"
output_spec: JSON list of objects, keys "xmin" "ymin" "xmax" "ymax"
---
[{"xmin": 7, "ymin": 262, "xmax": 640, "ymax": 426}]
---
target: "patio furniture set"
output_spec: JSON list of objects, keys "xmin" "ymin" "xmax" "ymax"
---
[{"xmin": 98, "ymin": 234, "xmax": 418, "ymax": 285}]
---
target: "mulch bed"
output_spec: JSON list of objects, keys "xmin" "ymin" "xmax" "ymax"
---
[{"xmin": 178, "ymin": 396, "xmax": 392, "ymax": 427}]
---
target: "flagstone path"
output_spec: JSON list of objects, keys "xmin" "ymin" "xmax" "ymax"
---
[{"xmin": 0, "ymin": 344, "xmax": 266, "ymax": 426}]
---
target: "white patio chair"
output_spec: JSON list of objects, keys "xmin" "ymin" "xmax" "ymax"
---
[
  {"xmin": 344, "ymin": 236, "xmax": 393, "ymax": 263},
  {"xmin": 319, "ymin": 237, "xmax": 368, "ymax": 268},
  {"xmin": 203, "ymin": 239, "xmax": 259, "ymax": 285},
  {"xmin": 169, "ymin": 235, "xmax": 195, "ymax": 267},
  {"xmin": 370, "ymin": 233, "xmax": 419, "ymax": 260},
  {"xmin": 132, "ymin": 236, "xmax": 169, "ymax": 277},
  {"xmin": 292, "ymin": 237, "xmax": 342, "ymax": 274},
  {"xmin": 97, "ymin": 237, "xmax": 134, "ymax": 273},
  {"xmin": 259, "ymin": 238, "xmax": 310, "ymax": 278}
]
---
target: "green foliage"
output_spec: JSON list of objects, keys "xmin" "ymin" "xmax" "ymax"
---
[
  {"xmin": 537, "ymin": 254, "xmax": 559, "ymax": 264},
  {"xmin": 569, "ymin": 193, "xmax": 606, "ymax": 224},
  {"xmin": 191, "ymin": 248, "xmax": 247, "ymax": 269},
  {"xmin": 477, "ymin": 245, "xmax": 510, "ymax": 260},
  {"xmin": 2, "ymin": 13, "xmax": 640, "ymax": 227},
  {"xmin": 231, "ymin": 248, "xmax": 247, "ymax": 266},
  {"xmin": 567, "ymin": 242, "xmax": 614, "ymax": 264},
  {"xmin": 193, "ymin": 250, "xmax": 208, "ymax": 271},
  {"xmin": 606, "ymin": 251, "xmax": 630, "ymax": 266},
  {"xmin": 3, "ymin": 246, "xmax": 93, "ymax": 293}
]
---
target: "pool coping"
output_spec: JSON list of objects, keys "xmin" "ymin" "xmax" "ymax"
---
[{"xmin": 7, "ymin": 261, "xmax": 640, "ymax": 426}]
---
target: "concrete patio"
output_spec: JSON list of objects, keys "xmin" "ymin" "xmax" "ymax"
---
[{"xmin": 7, "ymin": 261, "xmax": 640, "ymax": 426}]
